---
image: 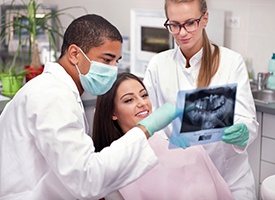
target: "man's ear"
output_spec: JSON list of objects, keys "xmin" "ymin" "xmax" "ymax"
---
[{"xmin": 67, "ymin": 44, "xmax": 80, "ymax": 65}]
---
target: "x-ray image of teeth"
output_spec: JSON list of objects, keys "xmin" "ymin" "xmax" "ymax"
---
[
  {"xmin": 181, "ymin": 86, "xmax": 236, "ymax": 133},
  {"xmin": 171, "ymin": 83, "xmax": 237, "ymax": 147}
]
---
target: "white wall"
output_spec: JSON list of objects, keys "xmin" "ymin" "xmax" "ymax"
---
[{"xmin": 40, "ymin": 0, "xmax": 275, "ymax": 79}]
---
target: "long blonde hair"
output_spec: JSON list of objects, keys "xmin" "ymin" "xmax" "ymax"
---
[{"xmin": 165, "ymin": 0, "xmax": 220, "ymax": 88}]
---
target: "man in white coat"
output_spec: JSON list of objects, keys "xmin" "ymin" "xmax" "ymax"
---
[{"xmin": 0, "ymin": 14, "xmax": 176, "ymax": 200}]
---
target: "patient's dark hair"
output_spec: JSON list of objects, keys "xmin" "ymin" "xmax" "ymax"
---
[
  {"xmin": 59, "ymin": 14, "xmax": 122, "ymax": 58},
  {"xmin": 92, "ymin": 72, "xmax": 146, "ymax": 152}
]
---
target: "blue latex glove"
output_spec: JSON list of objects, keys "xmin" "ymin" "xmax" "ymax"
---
[
  {"xmin": 137, "ymin": 102, "xmax": 178, "ymax": 136},
  {"xmin": 169, "ymin": 135, "xmax": 190, "ymax": 149},
  {"xmin": 222, "ymin": 123, "xmax": 249, "ymax": 147}
]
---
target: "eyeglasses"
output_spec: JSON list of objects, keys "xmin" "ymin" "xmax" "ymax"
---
[{"xmin": 164, "ymin": 13, "xmax": 205, "ymax": 34}]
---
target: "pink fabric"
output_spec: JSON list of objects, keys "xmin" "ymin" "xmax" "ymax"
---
[{"xmin": 120, "ymin": 135, "xmax": 235, "ymax": 200}]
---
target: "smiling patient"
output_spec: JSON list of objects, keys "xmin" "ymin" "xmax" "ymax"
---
[{"xmin": 92, "ymin": 72, "xmax": 235, "ymax": 200}]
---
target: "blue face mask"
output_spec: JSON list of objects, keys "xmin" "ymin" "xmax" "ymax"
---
[{"xmin": 76, "ymin": 48, "xmax": 118, "ymax": 96}]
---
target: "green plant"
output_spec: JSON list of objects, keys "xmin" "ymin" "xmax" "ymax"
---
[
  {"xmin": 0, "ymin": 48, "xmax": 26, "ymax": 97},
  {"xmin": 1, "ymin": 0, "xmax": 83, "ymax": 68},
  {"xmin": 0, "ymin": 63, "xmax": 26, "ymax": 77},
  {"xmin": 0, "ymin": 47, "xmax": 26, "ymax": 77}
]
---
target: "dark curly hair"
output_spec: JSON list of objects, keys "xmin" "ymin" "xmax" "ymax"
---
[{"xmin": 59, "ymin": 14, "xmax": 122, "ymax": 57}]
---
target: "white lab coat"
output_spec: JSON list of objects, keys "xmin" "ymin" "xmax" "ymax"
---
[
  {"xmin": 0, "ymin": 62, "xmax": 158, "ymax": 200},
  {"xmin": 143, "ymin": 46, "xmax": 259, "ymax": 200}
]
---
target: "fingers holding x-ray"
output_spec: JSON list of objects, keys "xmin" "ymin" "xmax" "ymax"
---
[{"xmin": 170, "ymin": 84, "xmax": 237, "ymax": 147}]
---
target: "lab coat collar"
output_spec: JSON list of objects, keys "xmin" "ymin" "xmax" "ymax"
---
[
  {"xmin": 43, "ymin": 62, "xmax": 81, "ymax": 103},
  {"xmin": 176, "ymin": 46, "xmax": 203, "ymax": 73},
  {"xmin": 43, "ymin": 62, "xmax": 89, "ymax": 132}
]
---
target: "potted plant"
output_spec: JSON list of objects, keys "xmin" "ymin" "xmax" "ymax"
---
[
  {"xmin": 0, "ymin": 48, "xmax": 26, "ymax": 97},
  {"xmin": 1, "ymin": 0, "xmax": 79, "ymax": 81}
]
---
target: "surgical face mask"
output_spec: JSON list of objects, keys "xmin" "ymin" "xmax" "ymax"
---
[{"xmin": 76, "ymin": 48, "xmax": 118, "ymax": 96}]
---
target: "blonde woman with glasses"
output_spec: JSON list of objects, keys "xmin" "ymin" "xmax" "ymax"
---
[{"xmin": 143, "ymin": 0, "xmax": 259, "ymax": 199}]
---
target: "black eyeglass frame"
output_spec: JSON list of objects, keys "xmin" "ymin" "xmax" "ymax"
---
[{"xmin": 164, "ymin": 13, "xmax": 205, "ymax": 34}]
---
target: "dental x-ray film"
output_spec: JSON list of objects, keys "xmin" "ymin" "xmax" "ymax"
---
[{"xmin": 172, "ymin": 83, "xmax": 237, "ymax": 146}]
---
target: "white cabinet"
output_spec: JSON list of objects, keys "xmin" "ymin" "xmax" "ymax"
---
[
  {"xmin": 260, "ymin": 113, "xmax": 275, "ymax": 184},
  {"xmin": 130, "ymin": 9, "xmax": 172, "ymax": 78},
  {"xmin": 249, "ymin": 112, "xmax": 275, "ymax": 199},
  {"xmin": 248, "ymin": 111, "xmax": 262, "ymax": 198}
]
